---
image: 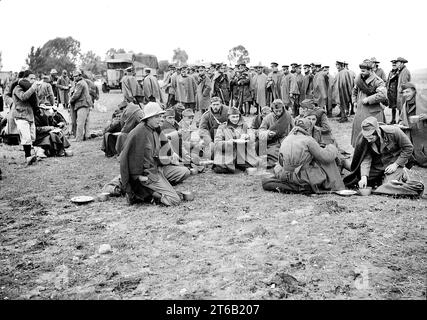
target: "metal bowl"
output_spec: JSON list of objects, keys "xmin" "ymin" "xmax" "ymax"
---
[
  {"xmin": 358, "ymin": 187, "xmax": 372, "ymax": 196},
  {"xmin": 181, "ymin": 191, "xmax": 194, "ymax": 201}
]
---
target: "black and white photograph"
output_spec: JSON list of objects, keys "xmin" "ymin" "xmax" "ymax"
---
[{"xmin": 0, "ymin": 0, "xmax": 426, "ymax": 306}]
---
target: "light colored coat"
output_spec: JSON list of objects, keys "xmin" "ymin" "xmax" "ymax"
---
[
  {"xmin": 175, "ymin": 75, "xmax": 197, "ymax": 104},
  {"xmin": 251, "ymin": 73, "xmax": 267, "ymax": 107},
  {"xmin": 351, "ymin": 73, "xmax": 387, "ymax": 146},
  {"xmin": 196, "ymin": 75, "xmax": 212, "ymax": 112},
  {"xmin": 397, "ymin": 66, "xmax": 411, "ymax": 111}
]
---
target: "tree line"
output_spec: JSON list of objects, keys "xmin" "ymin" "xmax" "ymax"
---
[{"xmin": 21, "ymin": 36, "xmax": 251, "ymax": 78}]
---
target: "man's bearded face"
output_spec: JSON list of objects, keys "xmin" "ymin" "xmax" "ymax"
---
[{"xmin": 211, "ymin": 101, "xmax": 221, "ymax": 113}]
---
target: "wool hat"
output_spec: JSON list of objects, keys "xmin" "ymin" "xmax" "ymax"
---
[
  {"xmin": 228, "ymin": 107, "xmax": 241, "ymax": 116},
  {"xmin": 164, "ymin": 108, "xmax": 176, "ymax": 117},
  {"xmin": 210, "ymin": 96, "xmax": 222, "ymax": 104},
  {"xmin": 175, "ymin": 103, "xmax": 185, "ymax": 111},
  {"xmin": 359, "ymin": 59, "xmax": 373, "ymax": 70},
  {"xmin": 261, "ymin": 106, "xmax": 271, "ymax": 113},
  {"xmin": 300, "ymin": 99, "xmax": 316, "ymax": 110},
  {"xmin": 271, "ymin": 99, "xmax": 285, "ymax": 109},
  {"xmin": 401, "ymin": 82, "xmax": 416, "ymax": 91},
  {"xmin": 182, "ymin": 108, "xmax": 195, "ymax": 117},
  {"xmin": 361, "ymin": 116, "xmax": 381, "ymax": 137}
]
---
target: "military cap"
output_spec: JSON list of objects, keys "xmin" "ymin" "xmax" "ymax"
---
[
  {"xmin": 370, "ymin": 57, "xmax": 380, "ymax": 64},
  {"xmin": 72, "ymin": 69, "xmax": 82, "ymax": 76},
  {"xmin": 303, "ymin": 64, "xmax": 311, "ymax": 68},
  {"xmin": 227, "ymin": 107, "xmax": 241, "ymax": 116},
  {"xmin": 175, "ymin": 103, "xmax": 185, "ymax": 110},
  {"xmin": 260, "ymin": 106, "xmax": 271, "ymax": 113},
  {"xmin": 164, "ymin": 108, "xmax": 176, "ymax": 117},
  {"xmin": 281, "ymin": 65, "xmax": 289, "ymax": 68},
  {"xmin": 313, "ymin": 63, "xmax": 322, "ymax": 67},
  {"xmin": 270, "ymin": 62, "xmax": 279, "ymax": 67},
  {"xmin": 271, "ymin": 99, "xmax": 285, "ymax": 109},
  {"xmin": 395, "ymin": 57, "xmax": 408, "ymax": 63},
  {"xmin": 359, "ymin": 59, "xmax": 373, "ymax": 70},
  {"xmin": 401, "ymin": 82, "xmax": 416, "ymax": 91},
  {"xmin": 210, "ymin": 96, "xmax": 222, "ymax": 103},
  {"xmin": 336, "ymin": 60, "xmax": 345, "ymax": 65},
  {"xmin": 290, "ymin": 63, "xmax": 298, "ymax": 67},
  {"xmin": 390, "ymin": 59, "xmax": 398, "ymax": 63},
  {"xmin": 294, "ymin": 64, "xmax": 302, "ymax": 68},
  {"xmin": 182, "ymin": 108, "xmax": 195, "ymax": 117},
  {"xmin": 322, "ymin": 66, "xmax": 330, "ymax": 69},
  {"xmin": 300, "ymin": 99, "xmax": 316, "ymax": 110}
]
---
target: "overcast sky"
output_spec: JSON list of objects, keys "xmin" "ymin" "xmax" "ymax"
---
[{"xmin": 1, "ymin": 0, "xmax": 426, "ymax": 74}]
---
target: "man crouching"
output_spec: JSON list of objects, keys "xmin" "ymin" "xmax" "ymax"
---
[
  {"xmin": 120, "ymin": 102, "xmax": 190, "ymax": 206},
  {"xmin": 262, "ymin": 118, "xmax": 345, "ymax": 194}
]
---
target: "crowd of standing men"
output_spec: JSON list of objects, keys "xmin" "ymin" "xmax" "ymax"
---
[
  {"xmin": 158, "ymin": 57, "xmax": 412, "ymax": 124},
  {"xmin": 0, "ymin": 68, "xmax": 99, "ymax": 164}
]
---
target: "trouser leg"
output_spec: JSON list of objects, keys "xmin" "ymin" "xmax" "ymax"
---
[
  {"xmin": 144, "ymin": 169, "xmax": 181, "ymax": 206},
  {"xmin": 262, "ymin": 177, "xmax": 311, "ymax": 194},
  {"xmin": 70, "ymin": 105, "xmax": 77, "ymax": 136},
  {"xmin": 76, "ymin": 107, "xmax": 89, "ymax": 142},
  {"xmin": 383, "ymin": 167, "xmax": 405, "ymax": 184},
  {"xmin": 162, "ymin": 165, "xmax": 190, "ymax": 185}
]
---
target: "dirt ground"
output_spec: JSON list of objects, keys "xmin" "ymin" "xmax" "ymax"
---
[{"xmin": 0, "ymin": 91, "xmax": 426, "ymax": 300}]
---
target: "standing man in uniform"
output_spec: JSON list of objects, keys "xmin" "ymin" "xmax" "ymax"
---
[
  {"xmin": 312, "ymin": 63, "xmax": 328, "ymax": 111},
  {"xmin": 175, "ymin": 65, "xmax": 197, "ymax": 110},
  {"xmin": 266, "ymin": 62, "xmax": 282, "ymax": 107},
  {"xmin": 121, "ymin": 67, "xmax": 144, "ymax": 104},
  {"xmin": 212, "ymin": 64, "xmax": 231, "ymax": 106},
  {"xmin": 394, "ymin": 57, "xmax": 411, "ymax": 115},
  {"xmin": 290, "ymin": 64, "xmax": 304, "ymax": 117},
  {"xmin": 335, "ymin": 60, "xmax": 354, "ymax": 123},
  {"xmin": 280, "ymin": 65, "xmax": 293, "ymax": 111},
  {"xmin": 371, "ymin": 57, "xmax": 387, "ymax": 82},
  {"xmin": 196, "ymin": 64, "xmax": 212, "ymax": 113},
  {"xmin": 386, "ymin": 59, "xmax": 400, "ymax": 124},
  {"xmin": 57, "ymin": 70, "xmax": 72, "ymax": 109},
  {"xmin": 351, "ymin": 59, "xmax": 387, "ymax": 147}
]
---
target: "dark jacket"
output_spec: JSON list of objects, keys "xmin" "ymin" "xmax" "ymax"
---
[
  {"xmin": 344, "ymin": 125, "xmax": 414, "ymax": 187},
  {"xmin": 199, "ymin": 105, "xmax": 229, "ymax": 141},
  {"xmin": 70, "ymin": 79, "xmax": 92, "ymax": 110},
  {"xmin": 120, "ymin": 122, "xmax": 173, "ymax": 195}
]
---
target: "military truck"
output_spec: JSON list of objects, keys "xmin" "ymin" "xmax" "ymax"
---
[{"xmin": 101, "ymin": 53, "xmax": 159, "ymax": 93}]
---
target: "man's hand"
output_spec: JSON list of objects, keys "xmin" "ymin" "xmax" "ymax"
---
[
  {"xmin": 268, "ymin": 130, "xmax": 276, "ymax": 137},
  {"xmin": 419, "ymin": 113, "xmax": 427, "ymax": 121},
  {"xmin": 385, "ymin": 162, "xmax": 399, "ymax": 175},
  {"xmin": 358, "ymin": 176, "xmax": 368, "ymax": 189},
  {"xmin": 362, "ymin": 97, "xmax": 369, "ymax": 105}
]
